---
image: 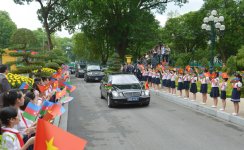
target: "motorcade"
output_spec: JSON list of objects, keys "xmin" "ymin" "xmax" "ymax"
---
[
  {"xmin": 84, "ymin": 65, "xmax": 104, "ymax": 82},
  {"xmin": 100, "ymin": 73, "xmax": 150, "ymax": 108},
  {"xmin": 75, "ymin": 63, "xmax": 86, "ymax": 78}
]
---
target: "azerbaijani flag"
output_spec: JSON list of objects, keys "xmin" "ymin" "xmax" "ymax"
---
[
  {"xmin": 19, "ymin": 82, "xmax": 30, "ymax": 90},
  {"xmin": 34, "ymin": 119, "xmax": 87, "ymax": 150},
  {"xmin": 63, "ymin": 82, "xmax": 76, "ymax": 93},
  {"xmin": 40, "ymin": 101, "xmax": 54, "ymax": 116},
  {"xmin": 23, "ymin": 102, "xmax": 41, "ymax": 121}
]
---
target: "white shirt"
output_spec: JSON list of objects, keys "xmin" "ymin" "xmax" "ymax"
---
[
  {"xmin": 200, "ymin": 77, "xmax": 209, "ymax": 84},
  {"xmin": 178, "ymin": 75, "xmax": 183, "ymax": 82},
  {"xmin": 171, "ymin": 74, "xmax": 177, "ymax": 81},
  {"xmin": 1, "ymin": 127, "xmax": 21, "ymax": 150},
  {"xmin": 211, "ymin": 78, "xmax": 219, "ymax": 87},
  {"xmin": 221, "ymin": 82, "xmax": 227, "ymax": 91},
  {"xmin": 162, "ymin": 73, "xmax": 167, "ymax": 80},
  {"xmin": 161, "ymin": 47, "xmax": 165, "ymax": 54},
  {"xmin": 191, "ymin": 77, "xmax": 198, "ymax": 83},
  {"xmin": 167, "ymin": 74, "xmax": 172, "ymax": 80},
  {"xmin": 14, "ymin": 109, "xmax": 28, "ymax": 136},
  {"xmin": 233, "ymin": 82, "xmax": 242, "ymax": 88},
  {"xmin": 183, "ymin": 75, "xmax": 190, "ymax": 81},
  {"xmin": 156, "ymin": 72, "xmax": 160, "ymax": 78}
]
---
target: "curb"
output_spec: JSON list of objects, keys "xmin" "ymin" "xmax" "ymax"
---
[
  {"xmin": 58, "ymin": 102, "xmax": 69, "ymax": 130},
  {"xmin": 151, "ymin": 90, "xmax": 244, "ymax": 127}
]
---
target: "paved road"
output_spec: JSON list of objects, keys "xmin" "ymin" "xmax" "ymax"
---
[{"xmin": 67, "ymin": 76, "xmax": 244, "ymax": 150}]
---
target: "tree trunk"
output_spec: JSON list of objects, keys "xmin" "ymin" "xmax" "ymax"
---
[{"xmin": 116, "ymin": 40, "xmax": 128, "ymax": 59}]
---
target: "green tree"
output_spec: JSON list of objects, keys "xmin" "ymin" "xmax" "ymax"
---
[
  {"xmin": 67, "ymin": 0, "xmax": 187, "ymax": 58},
  {"xmin": 0, "ymin": 11, "xmax": 17, "ymax": 49},
  {"xmin": 7, "ymin": 50, "xmax": 46, "ymax": 75},
  {"xmin": 14, "ymin": 0, "xmax": 71, "ymax": 50},
  {"xmin": 10, "ymin": 28, "xmax": 36, "ymax": 49},
  {"xmin": 236, "ymin": 46, "xmax": 244, "ymax": 70},
  {"xmin": 202, "ymin": 0, "xmax": 244, "ymax": 62}
]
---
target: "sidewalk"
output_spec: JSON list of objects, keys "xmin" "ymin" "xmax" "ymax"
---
[{"xmin": 150, "ymin": 87, "xmax": 244, "ymax": 127}]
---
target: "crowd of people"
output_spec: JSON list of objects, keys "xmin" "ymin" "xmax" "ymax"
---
[
  {"xmin": 122, "ymin": 44, "xmax": 243, "ymax": 116},
  {"xmin": 0, "ymin": 64, "xmax": 69, "ymax": 150}
]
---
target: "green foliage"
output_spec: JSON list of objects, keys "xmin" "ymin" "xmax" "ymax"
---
[
  {"xmin": 10, "ymin": 28, "xmax": 36, "ymax": 49},
  {"xmin": 236, "ymin": 46, "xmax": 244, "ymax": 70},
  {"xmin": 226, "ymin": 56, "xmax": 237, "ymax": 74},
  {"xmin": 14, "ymin": 0, "xmax": 71, "ymax": 50},
  {"xmin": 199, "ymin": 57, "xmax": 209, "ymax": 68},
  {"xmin": 0, "ymin": 11, "xmax": 17, "ymax": 49},
  {"xmin": 46, "ymin": 49, "xmax": 69, "ymax": 65},
  {"xmin": 175, "ymin": 57, "xmax": 184, "ymax": 67},
  {"xmin": 45, "ymin": 62, "xmax": 60, "ymax": 70},
  {"xmin": 107, "ymin": 52, "xmax": 122, "ymax": 73},
  {"xmin": 67, "ymin": 0, "xmax": 187, "ymax": 58}
]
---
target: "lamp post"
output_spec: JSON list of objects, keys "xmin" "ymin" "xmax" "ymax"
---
[{"xmin": 201, "ymin": 10, "xmax": 225, "ymax": 73}]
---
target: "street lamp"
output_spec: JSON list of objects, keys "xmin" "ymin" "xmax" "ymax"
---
[{"xmin": 201, "ymin": 10, "xmax": 225, "ymax": 73}]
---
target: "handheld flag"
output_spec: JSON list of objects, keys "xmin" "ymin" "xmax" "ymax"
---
[
  {"xmin": 40, "ymin": 101, "xmax": 54, "ymax": 116},
  {"xmin": 37, "ymin": 84, "xmax": 50, "ymax": 93},
  {"xmin": 56, "ymin": 87, "xmax": 67, "ymax": 99},
  {"xmin": 62, "ymin": 82, "xmax": 76, "ymax": 93},
  {"xmin": 144, "ymin": 81, "xmax": 149, "ymax": 90},
  {"xmin": 34, "ymin": 119, "xmax": 87, "ymax": 150},
  {"xmin": 221, "ymin": 72, "xmax": 229, "ymax": 79},
  {"xmin": 23, "ymin": 102, "xmax": 41, "ymax": 121},
  {"xmin": 60, "ymin": 96, "xmax": 74, "ymax": 104},
  {"xmin": 19, "ymin": 82, "xmax": 30, "ymax": 90}
]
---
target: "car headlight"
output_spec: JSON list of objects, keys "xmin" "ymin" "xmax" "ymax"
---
[
  {"xmin": 79, "ymin": 70, "xmax": 84, "ymax": 73},
  {"xmin": 112, "ymin": 91, "xmax": 119, "ymax": 97},
  {"xmin": 145, "ymin": 90, "xmax": 150, "ymax": 96},
  {"xmin": 141, "ymin": 91, "xmax": 145, "ymax": 96},
  {"xmin": 100, "ymin": 72, "xmax": 105, "ymax": 76}
]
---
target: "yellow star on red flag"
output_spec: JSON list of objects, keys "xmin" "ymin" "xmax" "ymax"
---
[{"xmin": 46, "ymin": 137, "xmax": 58, "ymax": 150}]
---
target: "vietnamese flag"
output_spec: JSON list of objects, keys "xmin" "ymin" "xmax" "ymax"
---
[
  {"xmin": 37, "ymin": 84, "xmax": 50, "ymax": 93},
  {"xmin": 19, "ymin": 82, "xmax": 30, "ymax": 90},
  {"xmin": 56, "ymin": 87, "xmax": 66, "ymax": 99},
  {"xmin": 34, "ymin": 119, "xmax": 87, "ymax": 150},
  {"xmin": 23, "ymin": 102, "xmax": 41, "ymax": 121}
]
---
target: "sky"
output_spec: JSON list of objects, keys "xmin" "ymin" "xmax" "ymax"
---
[{"xmin": 0, "ymin": 0, "xmax": 204, "ymax": 38}]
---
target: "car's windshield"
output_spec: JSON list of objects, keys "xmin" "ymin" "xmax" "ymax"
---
[
  {"xmin": 111, "ymin": 75, "xmax": 139, "ymax": 84},
  {"xmin": 80, "ymin": 64, "xmax": 86, "ymax": 69},
  {"xmin": 87, "ymin": 65, "xmax": 101, "ymax": 71}
]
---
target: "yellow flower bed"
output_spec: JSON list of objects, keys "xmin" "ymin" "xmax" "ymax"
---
[
  {"xmin": 6, "ymin": 73, "xmax": 34, "ymax": 88},
  {"xmin": 33, "ymin": 68, "xmax": 56, "ymax": 74}
]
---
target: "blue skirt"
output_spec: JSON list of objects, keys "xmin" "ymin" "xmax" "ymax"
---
[
  {"xmin": 166, "ymin": 79, "xmax": 171, "ymax": 87},
  {"xmin": 171, "ymin": 81, "xmax": 176, "ymax": 88},
  {"xmin": 190, "ymin": 83, "xmax": 197, "ymax": 93},
  {"xmin": 200, "ymin": 84, "xmax": 208, "ymax": 94},
  {"xmin": 184, "ymin": 81, "xmax": 190, "ymax": 90},
  {"xmin": 148, "ymin": 76, "xmax": 152, "ymax": 82},
  {"xmin": 220, "ymin": 91, "xmax": 226, "ymax": 100},
  {"xmin": 155, "ymin": 78, "xmax": 160, "ymax": 84},
  {"xmin": 142, "ymin": 76, "xmax": 148, "ymax": 81},
  {"xmin": 231, "ymin": 88, "xmax": 241, "ymax": 102},
  {"xmin": 151, "ymin": 77, "xmax": 156, "ymax": 83},
  {"xmin": 162, "ymin": 79, "xmax": 167, "ymax": 87},
  {"xmin": 177, "ymin": 82, "xmax": 184, "ymax": 90},
  {"xmin": 210, "ymin": 87, "xmax": 219, "ymax": 98}
]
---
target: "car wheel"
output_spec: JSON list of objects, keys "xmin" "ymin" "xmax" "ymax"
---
[
  {"xmin": 143, "ymin": 102, "xmax": 150, "ymax": 107},
  {"xmin": 100, "ymin": 91, "xmax": 104, "ymax": 99},
  {"xmin": 107, "ymin": 95, "xmax": 113, "ymax": 108}
]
